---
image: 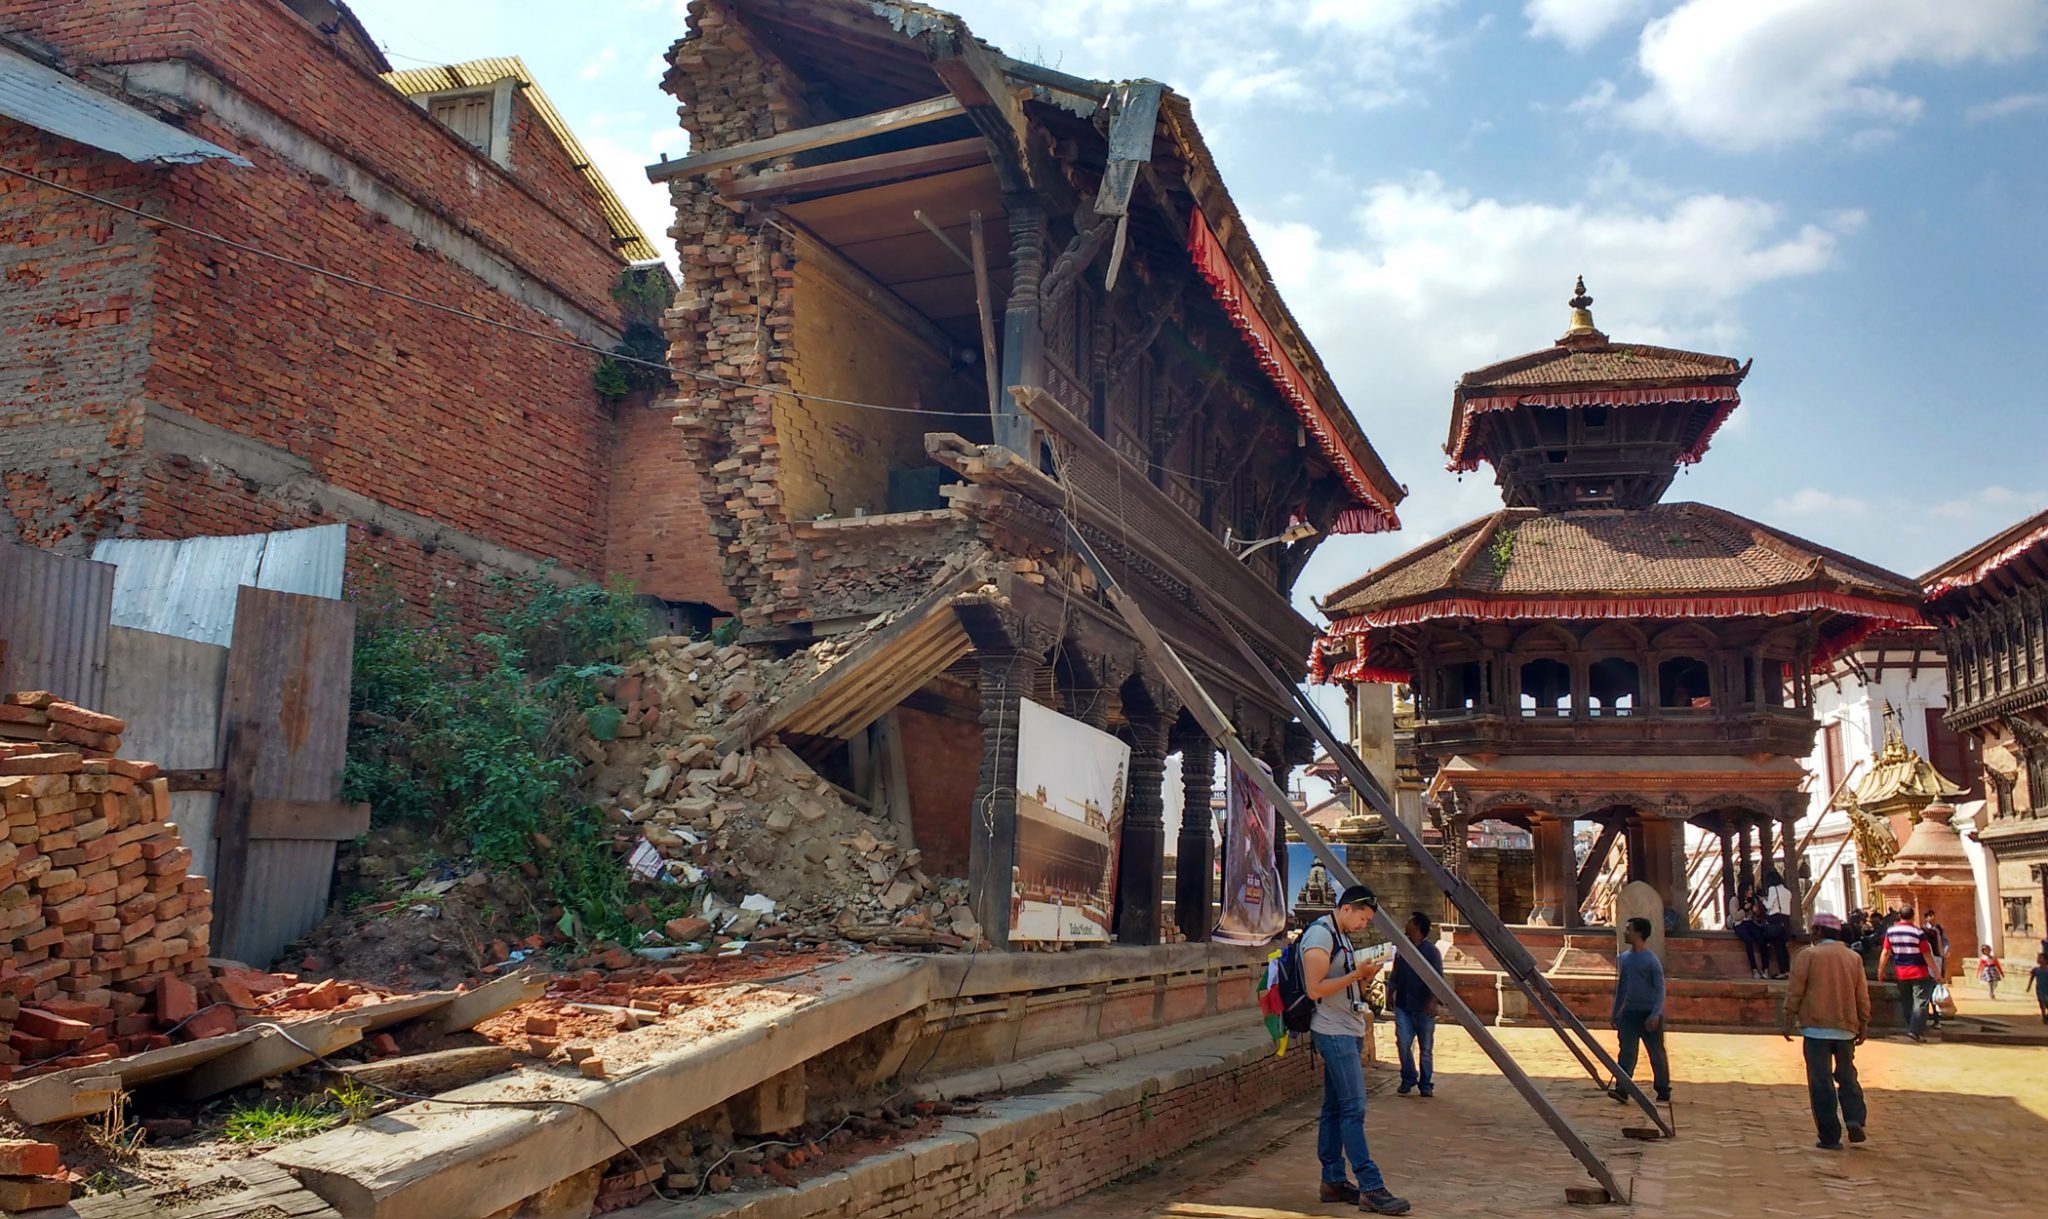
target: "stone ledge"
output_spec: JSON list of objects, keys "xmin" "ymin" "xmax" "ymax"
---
[{"xmin": 625, "ymin": 1022, "xmax": 1300, "ymax": 1219}]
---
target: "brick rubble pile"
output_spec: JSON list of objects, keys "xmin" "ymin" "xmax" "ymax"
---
[
  {"xmin": 0, "ymin": 692, "xmax": 214, "ymax": 1081},
  {"xmin": 579, "ymin": 636, "xmax": 979, "ymax": 948}
]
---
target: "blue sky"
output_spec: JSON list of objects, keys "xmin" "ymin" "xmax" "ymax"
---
[{"xmin": 347, "ymin": 0, "xmax": 2048, "ymax": 601}]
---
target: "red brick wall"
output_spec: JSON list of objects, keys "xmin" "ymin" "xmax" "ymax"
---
[
  {"xmin": 0, "ymin": 0, "xmax": 750, "ymax": 614},
  {"xmin": 606, "ymin": 394, "xmax": 732, "ymax": 611},
  {"xmin": 3, "ymin": 0, "xmax": 622, "ymax": 317},
  {"xmin": 0, "ymin": 124, "xmax": 157, "ymax": 551},
  {"xmin": 897, "ymin": 706, "xmax": 981, "ymax": 877}
]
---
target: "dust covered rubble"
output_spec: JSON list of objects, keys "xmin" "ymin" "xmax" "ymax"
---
[{"xmin": 576, "ymin": 634, "xmax": 980, "ymax": 949}]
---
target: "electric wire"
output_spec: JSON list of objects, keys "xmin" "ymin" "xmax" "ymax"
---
[{"xmin": 0, "ymin": 163, "xmax": 1237, "ymax": 485}]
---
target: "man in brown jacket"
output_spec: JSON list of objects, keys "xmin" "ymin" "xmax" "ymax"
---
[{"xmin": 1782, "ymin": 912, "xmax": 1872, "ymax": 1150}]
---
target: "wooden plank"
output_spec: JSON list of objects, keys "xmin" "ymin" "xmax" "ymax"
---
[
  {"xmin": 178, "ymin": 1012, "xmax": 367, "ymax": 1101},
  {"xmin": 209, "ymin": 718, "xmax": 261, "ymax": 962},
  {"xmin": 71, "ymin": 1159, "xmax": 342, "ymax": 1218},
  {"xmin": 353, "ymin": 990, "xmax": 461, "ymax": 1033},
  {"xmin": 723, "ymin": 137, "xmax": 988, "ymax": 200},
  {"xmin": 782, "ymin": 165, "xmax": 1002, "ymax": 246},
  {"xmin": 247, "ymin": 799, "xmax": 372, "ymax": 841},
  {"xmin": 717, "ymin": 571, "xmax": 978, "ymax": 752},
  {"xmin": 270, "ymin": 957, "xmax": 932, "ymax": 1219},
  {"xmin": 327, "ymin": 1045, "xmax": 517, "ymax": 1097},
  {"xmin": 647, "ymin": 95, "xmax": 964, "ymax": 182},
  {"xmin": 217, "ymin": 586, "xmax": 357, "ymax": 965},
  {"xmin": 164, "ymin": 768, "xmax": 224, "ymax": 792},
  {"xmin": 0, "ymin": 1030, "xmax": 262, "ymax": 1125},
  {"xmin": 398, "ymin": 970, "xmax": 545, "ymax": 1043}
]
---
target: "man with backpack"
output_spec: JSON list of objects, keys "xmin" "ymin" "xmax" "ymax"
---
[{"xmin": 1298, "ymin": 885, "xmax": 1411, "ymax": 1215}]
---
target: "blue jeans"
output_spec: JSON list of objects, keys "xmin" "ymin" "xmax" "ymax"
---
[
  {"xmin": 1311, "ymin": 1032, "xmax": 1385, "ymax": 1192},
  {"xmin": 1613, "ymin": 1009, "xmax": 1670, "ymax": 1099},
  {"xmin": 1394, "ymin": 1008, "xmax": 1435, "ymax": 1092},
  {"xmin": 1895, "ymin": 975, "xmax": 1933, "ymax": 1037},
  {"xmin": 1802, "ymin": 1036, "xmax": 1866, "ymax": 1146}
]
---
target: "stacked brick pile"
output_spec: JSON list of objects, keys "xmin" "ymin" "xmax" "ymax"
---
[
  {"xmin": 0, "ymin": 1138, "xmax": 67, "ymax": 1210},
  {"xmin": 0, "ymin": 692, "xmax": 214, "ymax": 1081}
]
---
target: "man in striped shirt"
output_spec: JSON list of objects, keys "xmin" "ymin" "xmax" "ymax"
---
[{"xmin": 1878, "ymin": 908, "xmax": 1935, "ymax": 1042}]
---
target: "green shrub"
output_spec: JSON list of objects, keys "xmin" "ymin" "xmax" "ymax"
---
[{"xmin": 342, "ymin": 566, "xmax": 681, "ymax": 941}]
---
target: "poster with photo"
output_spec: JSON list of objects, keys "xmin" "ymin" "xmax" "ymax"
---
[
  {"xmin": 1213, "ymin": 758, "xmax": 1288, "ymax": 945},
  {"xmin": 1011, "ymin": 698, "xmax": 1130, "ymax": 943}
]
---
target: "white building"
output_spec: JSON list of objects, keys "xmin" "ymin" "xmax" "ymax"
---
[{"xmin": 1795, "ymin": 631, "xmax": 1996, "ymax": 937}]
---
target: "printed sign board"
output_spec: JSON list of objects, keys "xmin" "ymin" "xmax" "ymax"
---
[{"xmin": 1011, "ymin": 698, "xmax": 1130, "ymax": 943}]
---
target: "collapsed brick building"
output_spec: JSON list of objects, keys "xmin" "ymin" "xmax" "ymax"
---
[
  {"xmin": 0, "ymin": 0, "xmax": 726, "ymax": 618},
  {"xmin": 648, "ymin": 0, "xmax": 1406, "ymax": 945}
]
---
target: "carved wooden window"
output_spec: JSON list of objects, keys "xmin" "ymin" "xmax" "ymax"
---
[
  {"xmin": 2006, "ymin": 896, "xmax": 2033, "ymax": 934},
  {"xmin": 1519, "ymin": 658, "xmax": 1572, "ymax": 717},
  {"xmin": 1659, "ymin": 656, "xmax": 1713, "ymax": 710},
  {"xmin": 1587, "ymin": 657, "xmax": 1639, "ymax": 717}
]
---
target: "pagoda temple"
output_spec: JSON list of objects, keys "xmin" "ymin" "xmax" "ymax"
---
[{"xmin": 1314, "ymin": 281, "xmax": 1926, "ymax": 1003}]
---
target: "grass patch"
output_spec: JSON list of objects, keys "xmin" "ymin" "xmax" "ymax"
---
[{"xmin": 223, "ymin": 1097, "xmax": 341, "ymax": 1144}]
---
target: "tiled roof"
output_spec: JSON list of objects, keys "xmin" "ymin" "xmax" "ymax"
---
[
  {"xmin": 1459, "ymin": 341, "xmax": 1745, "ymax": 392},
  {"xmin": 1322, "ymin": 503, "xmax": 1922, "ymax": 619},
  {"xmin": 1921, "ymin": 506, "xmax": 2048, "ymax": 597},
  {"xmin": 383, "ymin": 58, "xmax": 659, "ymax": 262}
]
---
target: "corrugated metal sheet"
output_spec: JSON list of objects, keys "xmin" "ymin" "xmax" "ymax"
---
[
  {"xmin": 0, "ymin": 541, "xmax": 113, "ymax": 706},
  {"xmin": 381, "ymin": 56, "xmax": 658, "ymax": 261},
  {"xmin": 0, "ymin": 46, "xmax": 250, "ymax": 166},
  {"xmin": 92, "ymin": 524, "xmax": 346, "ymax": 646},
  {"xmin": 218, "ymin": 587, "xmax": 357, "ymax": 965},
  {"xmin": 101, "ymin": 626, "xmax": 229, "ymax": 877}
]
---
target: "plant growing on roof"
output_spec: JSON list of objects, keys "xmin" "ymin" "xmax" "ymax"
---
[
  {"xmin": 1490, "ymin": 526, "xmax": 1517, "ymax": 577},
  {"xmin": 596, "ymin": 264, "xmax": 678, "ymax": 403}
]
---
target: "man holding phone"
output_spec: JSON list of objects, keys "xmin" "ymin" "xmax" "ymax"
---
[{"xmin": 1301, "ymin": 885, "xmax": 1411, "ymax": 1215}]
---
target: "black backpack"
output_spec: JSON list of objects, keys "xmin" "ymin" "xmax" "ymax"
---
[{"xmin": 1273, "ymin": 917, "xmax": 1336, "ymax": 1033}]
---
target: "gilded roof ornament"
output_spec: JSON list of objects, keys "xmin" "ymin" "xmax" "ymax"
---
[{"xmin": 1559, "ymin": 274, "xmax": 1607, "ymax": 344}]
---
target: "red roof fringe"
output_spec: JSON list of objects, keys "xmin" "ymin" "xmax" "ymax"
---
[
  {"xmin": 1323, "ymin": 591, "xmax": 1926, "ymax": 633},
  {"xmin": 1445, "ymin": 385, "xmax": 1740, "ymax": 474},
  {"xmin": 1924, "ymin": 521, "xmax": 2048, "ymax": 598},
  {"xmin": 1187, "ymin": 206, "xmax": 1397, "ymax": 534}
]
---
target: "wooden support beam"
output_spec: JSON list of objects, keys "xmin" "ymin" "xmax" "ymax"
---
[
  {"xmin": 721, "ymin": 137, "xmax": 989, "ymax": 200},
  {"xmin": 397, "ymin": 970, "xmax": 547, "ymax": 1046},
  {"xmin": 776, "ymin": 217, "xmax": 962, "ymax": 365},
  {"xmin": 179, "ymin": 1012, "xmax": 368, "ymax": 1101},
  {"xmin": 1575, "ymin": 820, "xmax": 1623, "ymax": 902},
  {"xmin": 248, "ymin": 799, "xmax": 371, "ymax": 842},
  {"xmin": 647, "ymin": 96, "xmax": 964, "ymax": 183}
]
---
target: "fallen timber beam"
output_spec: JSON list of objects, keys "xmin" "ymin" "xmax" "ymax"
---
[
  {"xmin": 720, "ymin": 137, "xmax": 990, "ymax": 200},
  {"xmin": 1575, "ymin": 820, "xmax": 1624, "ymax": 903},
  {"xmin": 646, "ymin": 95, "xmax": 964, "ymax": 183},
  {"xmin": 1015, "ymin": 388, "xmax": 1641, "ymax": 1204},
  {"xmin": 269, "ymin": 956, "xmax": 933, "ymax": 1219}
]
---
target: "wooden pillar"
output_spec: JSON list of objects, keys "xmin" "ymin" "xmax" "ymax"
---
[
  {"xmin": 1116, "ymin": 709, "xmax": 1171, "ymax": 945},
  {"xmin": 996, "ymin": 199, "xmax": 1045, "ymax": 454},
  {"xmin": 1439, "ymin": 790, "xmax": 1469, "ymax": 881},
  {"xmin": 968, "ymin": 644, "xmax": 1045, "ymax": 945},
  {"xmin": 1175, "ymin": 736, "xmax": 1216, "ymax": 942},
  {"xmin": 1779, "ymin": 805, "xmax": 1804, "ymax": 934},
  {"xmin": 1718, "ymin": 819, "xmax": 1736, "ymax": 922},
  {"xmin": 1737, "ymin": 819, "xmax": 1756, "ymax": 893},
  {"xmin": 1533, "ymin": 813, "xmax": 1578, "ymax": 928}
]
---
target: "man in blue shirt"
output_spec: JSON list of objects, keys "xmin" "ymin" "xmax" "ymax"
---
[
  {"xmin": 1609, "ymin": 916, "xmax": 1671, "ymax": 1103},
  {"xmin": 1389, "ymin": 910, "xmax": 1443, "ymax": 1097}
]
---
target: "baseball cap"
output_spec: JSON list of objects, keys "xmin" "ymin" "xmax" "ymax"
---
[
  {"xmin": 1337, "ymin": 884, "xmax": 1378, "ymax": 909},
  {"xmin": 1812, "ymin": 912, "xmax": 1842, "ymax": 930}
]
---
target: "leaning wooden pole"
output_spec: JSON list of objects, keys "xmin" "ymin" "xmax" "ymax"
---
[{"xmin": 1046, "ymin": 511, "xmax": 1632, "ymax": 1205}]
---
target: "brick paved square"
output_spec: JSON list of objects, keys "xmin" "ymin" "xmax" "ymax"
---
[{"xmin": 1041, "ymin": 1026, "xmax": 2047, "ymax": 1219}]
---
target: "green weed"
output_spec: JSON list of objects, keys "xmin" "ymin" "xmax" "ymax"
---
[{"xmin": 224, "ymin": 1097, "xmax": 340, "ymax": 1144}]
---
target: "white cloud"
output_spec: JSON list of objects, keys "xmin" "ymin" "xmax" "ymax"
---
[
  {"xmin": 1525, "ymin": 0, "xmax": 1650, "ymax": 51},
  {"xmin": 580, "ymin": 47, "xmax": 620, "ymax": 81},
  {"xmin": 1242, "ymin": 168, "xmax": 1861, "ymax": 600},
  {"xmin": 946, "ymin": 0, "xmax": 1456, "ymax": 114},
  {"xmin": 1929, "ymin": 485, "xmax": 2048, "ymax": 522},
  {"xmin": 1968, "ymin": 92, "xmax": 2048, "ymax": 122},
  {"xmin": 1588, "ymin": 0, "xmax": 2048, "ymax": 151},
  {"xmin": 1772, "ymin": 488, "xmax": 1871, "ymax": 518}
]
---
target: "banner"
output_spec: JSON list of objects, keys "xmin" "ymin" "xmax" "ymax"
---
[
  {"xmin": 1213, "ymin": 758, "xmax": 1288, "ymax": 945},
  {"xmin": 1010, "ymin": 699, "xmax": 1131, "ymax": 943}
]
